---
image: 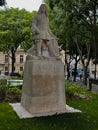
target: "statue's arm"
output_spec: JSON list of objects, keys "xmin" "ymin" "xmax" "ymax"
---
[{"xmin": 31, "ymin": 17, "xmax": 40, "ymax": 34}]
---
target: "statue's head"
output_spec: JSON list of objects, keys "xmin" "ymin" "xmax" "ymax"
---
[{"xmin": 38, "ymin": 4, "xmax": 48, "ymax": 16}]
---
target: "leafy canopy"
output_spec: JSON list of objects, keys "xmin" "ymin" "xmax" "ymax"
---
[{"xmin": 0, "ymin": 8, "xmax": 36, "ymax": 52}]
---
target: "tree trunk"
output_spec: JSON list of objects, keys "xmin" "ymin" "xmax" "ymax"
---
[
  {"xmin": 11, "ymin": 47, "xmax": 16, "ymax": 73},
  {"xmin": 67, "ymin": 63, "xmax": 70, "ymax": 80},
  {"xmin": 65, "ymin": 51, "xmax": 71, "ymax": 80},
  {"xmin": 93, "ymin": 0, "xmax": 97, "ymax": 79},
  {"xmin": 73, "ymin": 56, "xmax": 79, "ymax": 82},
  {"xmin": 73, "ymin": 61, "xmax": 77, "ymax": 82},
  {"xmin": 83, "ymin": 66, "xmax": 88, "ymax": 86},
  {"xmin": 94, "ymin": 63, "xmax": 97, "ymax": 79}
]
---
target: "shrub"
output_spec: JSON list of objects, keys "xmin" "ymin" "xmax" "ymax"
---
[
  {"xmin": 0, "ymin": 85, "xmax": 6, "ymax": 102},
  {"xmin": 5, "ymin": 87, "xmax": 22, "ymax": 103},
  {"xmin": 0, "ymin": 79, "xmax": 7, "ymax": 102},
  {"xmin": 0, "ymin": 79, "xmax": 7, "ymax": 85},
  {"xmin": 66, "ymin": 82, "xmax": 92, "ymax": 100}
]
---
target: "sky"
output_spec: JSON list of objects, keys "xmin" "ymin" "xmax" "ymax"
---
[{"xmin": 5, "ymin": 0, "xmax": 42, "ymax": 12}]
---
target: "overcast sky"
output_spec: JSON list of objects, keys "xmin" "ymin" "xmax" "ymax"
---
[{"xmin": 6, "ymin": 0, "xmax": 42, "ymax": 12}]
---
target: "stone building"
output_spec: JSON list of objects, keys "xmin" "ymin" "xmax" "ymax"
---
[
  {"xmin": 1, "ymin": 46, "xmax": 98, "ymax": 78},
  {"xmin": 0, "ymin": 47, "xmax": 65, "ymax": 75},
  {"xmin": 0, "ymin": 46, "xmax": 27, "ymax": 75},
  {"xmin": 60, "ymin": 50, "xmax": 98, "ymax": 78}
]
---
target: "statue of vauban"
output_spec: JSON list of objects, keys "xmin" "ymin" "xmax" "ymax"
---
[{"xmin": 27, "ymin": 3, "xmax": 60, "ymax": 59}]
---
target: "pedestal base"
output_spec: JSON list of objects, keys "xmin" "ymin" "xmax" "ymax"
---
[
  {"xmin": 21, "ymin": 59, "xmax": 66, "ymax": 115},
  {"xmin": 10, "ymin": 103, "xmax": 81, "ymax": 118}
]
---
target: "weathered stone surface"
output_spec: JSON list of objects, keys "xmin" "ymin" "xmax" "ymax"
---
[
  {"xmin": 21, "ymin": 59, "xmax": 66, "ymax": 115},
  {"xmin": 29, "ymin": 4, "xmax": 59, "ymax": 58},
  {"xmin": 19, "ymin": 3, "xmax": 66, "ymax": 117}
]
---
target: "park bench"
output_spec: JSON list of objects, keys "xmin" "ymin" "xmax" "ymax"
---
[{"xmin": 89, "ymin": 78, "xmax": 98, "ymax": 91}]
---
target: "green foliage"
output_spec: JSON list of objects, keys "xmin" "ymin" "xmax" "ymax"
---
[
  {"xmin": 0, "ymin": 8, "xmax": 36, "ymax": 73},
  {"xmin": 0, "ymin": 79, "xmax": 7, "ymax": 102},
  {"xmin": 0, "ymin": 79, "xmax": 22, "ymax": 103},
  {"xmin": 0, "ymin": 84, "xmax": 98, "ymax": 129},
  {"xmin": 7, "ymin": 87, "xmax": 21, "ymax": 94},
  {"xmin": 5, "ymin": 87, "xmax": 21, "ymax": 102},
  {"xmin": 0, "ymin": 8, "xmax": 35, "ymax": 52},
  {"xmin": 46, "ymin": 0, "xmax": 98, "ymax": 57},
  {"xmin": 0, "ymin": 85, "xmax": 6, "ymax": 102},
  {"xmin": 66, "ymin": 82, "xmax": 91, "ymax": 100},
  {"xmin": 46, "ymin": 0, "xmax": 98, "ymax": 84},
  {"xmin": 0, "ymin": 79, "xmax": 7, "ymax": 85}
]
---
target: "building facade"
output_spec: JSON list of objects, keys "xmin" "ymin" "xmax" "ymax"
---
[
  {"xmin": 0, "ymin": 46, "xmax": 27, "ymax": 75},
  {"xmin": 60, "ymin": 50, "xmax": 98, "ymax": 78},
  {"xmin": 1, "ymin": 47, "xmax": 98, "ymax": 78}
]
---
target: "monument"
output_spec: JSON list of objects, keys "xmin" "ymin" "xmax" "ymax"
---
[
  {"xmin": 21, "ymin": 3, "xmax": 66, "ymax": 116},
  {"xmin": 10, "ymin": 3, "xmax": 81, "ymax": 118}
]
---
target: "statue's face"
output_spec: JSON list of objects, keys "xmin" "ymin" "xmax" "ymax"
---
[{"xmin": 40, "ymin": 5, "xmax": 46, "ymax": 13}]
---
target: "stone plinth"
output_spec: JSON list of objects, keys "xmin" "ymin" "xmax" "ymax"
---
[{"xmin": 21, "ymin": 59, "xmax": 66, "ymax": 116}]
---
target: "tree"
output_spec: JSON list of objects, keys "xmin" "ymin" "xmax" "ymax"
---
[
  {"xmin": 45, "ymin": 0, "xmax": 98, "ymax": 85},
  {"xmin": 0, "ymin": 8, "xmax": 36, "ymax": 73},
  {"xmin": 69, "ymin": 0, "xmax": 98, "ymax": 84},
  {"xmin": 45, "ymin": 1, "xmax": 79, "ymax": 81}
]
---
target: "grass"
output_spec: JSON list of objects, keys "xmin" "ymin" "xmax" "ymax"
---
[{"xmin": 0, "ymin": 82, "xmax": 98, "ymax": 130}]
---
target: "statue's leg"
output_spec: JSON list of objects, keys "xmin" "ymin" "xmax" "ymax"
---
[
  {"xmin": 47, "ymin": 40, "xmax": 54, "ymax": 56},
  {"xmin": 36, "ymin": 40, "xmax": 42, "ymax": 57}
]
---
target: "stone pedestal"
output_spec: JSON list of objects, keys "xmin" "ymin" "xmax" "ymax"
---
[{"xmin": 21, "ymin": 59, "xmax": 66, "ymax": 116}]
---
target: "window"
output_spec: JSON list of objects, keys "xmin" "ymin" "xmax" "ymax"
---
[
  {"xmin": 5, "ymin": 55, "xmax": 8, "ymax": 63},
  {"xmin": 20, "ymin": 55, "xmax": 24, "ymax": 63}
]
